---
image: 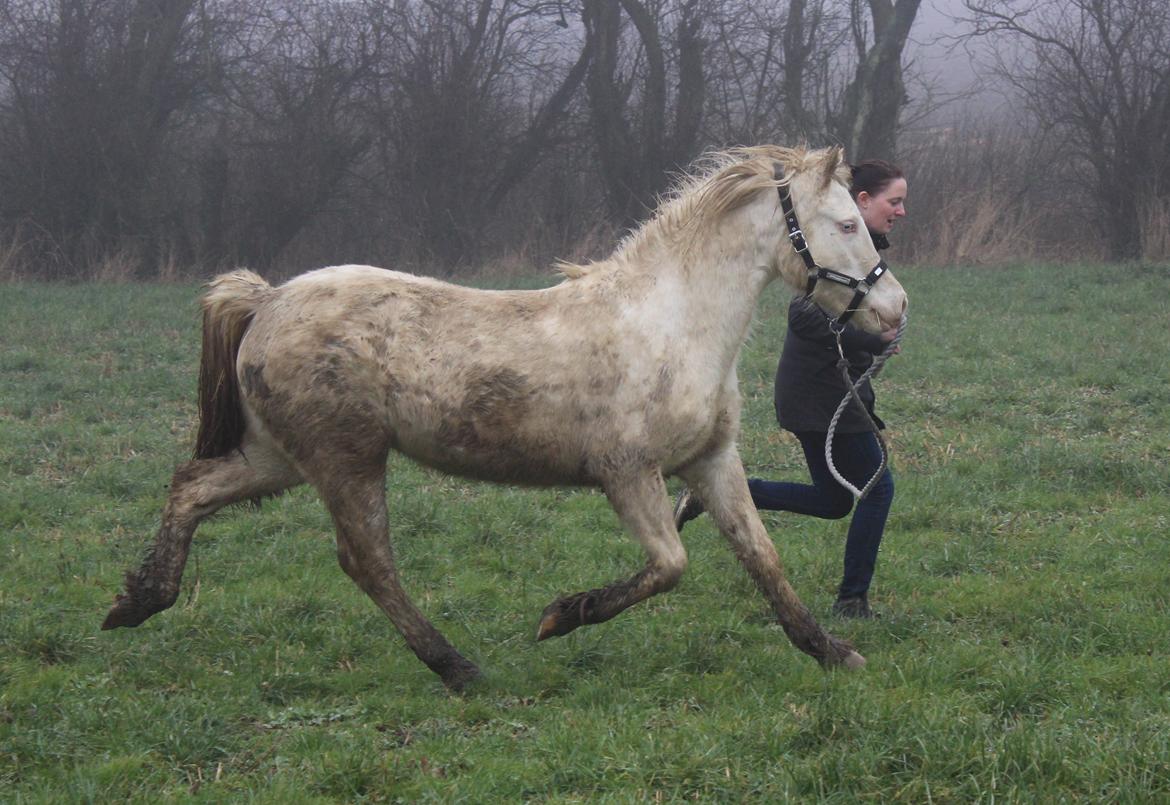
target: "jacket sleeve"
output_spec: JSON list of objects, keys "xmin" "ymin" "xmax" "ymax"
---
[{"xmin": 787, "ymin": 297, "xmax": 885, "ymax": 355}]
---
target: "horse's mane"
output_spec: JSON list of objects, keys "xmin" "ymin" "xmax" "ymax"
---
[{"xmin": 557, "ymin": 145, "xmax": 850, "ymax": 279}]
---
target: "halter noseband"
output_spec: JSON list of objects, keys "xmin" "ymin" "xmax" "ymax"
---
[{"xmin": 774, "ymin": 164, "xmax": 888, "ymax": 327}]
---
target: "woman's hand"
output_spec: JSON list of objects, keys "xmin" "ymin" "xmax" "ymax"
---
[{"xmin": 879, "ymin": 325, "xmax": 901, "ymax": 353}]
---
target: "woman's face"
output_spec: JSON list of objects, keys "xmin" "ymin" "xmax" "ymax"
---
[{"xmin": 857, "ymin": 177, "xmax": 908, "ymax": 235}]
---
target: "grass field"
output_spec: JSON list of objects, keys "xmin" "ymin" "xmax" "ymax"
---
[{"xmin": 2, "ymin": 262, "xmax": 1169, "ymax": 802}]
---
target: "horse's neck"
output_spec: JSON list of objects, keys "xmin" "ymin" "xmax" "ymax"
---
[{"xmin": 658, "ymin": 214, "xmax": 781, "ymax": 364}]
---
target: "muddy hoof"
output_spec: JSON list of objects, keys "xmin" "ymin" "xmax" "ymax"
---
[
  {"xmin": 100, "ymin": 593, "xmax": 154, "ymax": 630},
  {"xmin": 842, "ymin": 650, "xmax": 867, "ymax": 670},
  {"xmin": 535, "ymin": 593, "xmax": 593, "ymax": 641},
  {"xmin": 812, "ymin": 633, "xmax": 865, "ymax": 670},
  {"xmin": 439, "ymin": 658, "xmax": 483, "ymax": 693}
]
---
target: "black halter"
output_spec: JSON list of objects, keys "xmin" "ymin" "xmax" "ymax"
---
[{"xmin": 774, "ymin": 164, "xmax": 888, "ymax": 327}]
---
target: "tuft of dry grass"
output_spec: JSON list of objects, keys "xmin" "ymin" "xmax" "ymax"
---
[
  {"xmin": 1141, "ymin": 197, "xmax": 1170, "ymax": 262},
  {"xmin": 90, "ymin": 249, "xmax": 141, "ymax": 283},
  {"xmin": 0, "ymin": 236, "xmax": 25, "ymax": 281},
  {"xmin": 910, "ymin": 190, "xmax": 1043, "ymax": 267}
]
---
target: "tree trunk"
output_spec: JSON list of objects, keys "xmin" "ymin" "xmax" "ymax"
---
[
  {"xmin": 583, "ymin": 0, "xmax": 706, "ymax": 227},
  {"xmin": 487, "ymin": 41, "xmax": 594, "ymax": 210},
  {"xmin": 834, "ymin": 0, "xmax": 921, "ymax": 161}
]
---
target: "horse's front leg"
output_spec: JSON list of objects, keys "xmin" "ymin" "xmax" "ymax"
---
[
  {"xmin": 537, "ymin": 467, "xmax": 687, "ymax": 640},
  {"xmin": 680, "ymin": 446, "xmax": 865, "ymax": 670}
]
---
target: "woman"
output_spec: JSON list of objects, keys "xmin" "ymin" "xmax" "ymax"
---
[{"xmin": 674, "ymin": 159, "xmax": 907, "ymax": 619}]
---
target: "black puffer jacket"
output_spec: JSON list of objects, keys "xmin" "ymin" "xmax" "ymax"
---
[{"xmin": 773, "ymin": 295, "xmax": 888, "ymax": 434}]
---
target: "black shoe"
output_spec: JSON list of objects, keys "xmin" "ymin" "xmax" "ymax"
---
[
  {"xmin": 672, "ymin": 487, "xmax": 705, "ymax": 532},
  {"xmin": 832, "ymin": 595, "xmax": 879, "ymax": 619}
]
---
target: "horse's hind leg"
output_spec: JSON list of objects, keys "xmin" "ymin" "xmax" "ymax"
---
[
  {"xmin": 102, "ymin": 443, "xmax": 301, "ymax": 630},
  {"xmin": 680, "ymin": 446, "xmax": 864, "ymax": 669},
  {"xmin": 317, "ymin": 468, "xmax": 480, "ymax": 692},
  {"xmin": 537, "ymin": 467, "xmax": 687, "ymax": 640}
]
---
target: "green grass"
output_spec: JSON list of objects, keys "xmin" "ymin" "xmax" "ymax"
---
[{"xmin": 2, "ymin": 263, "xmax": 1169, "ymax": 802}]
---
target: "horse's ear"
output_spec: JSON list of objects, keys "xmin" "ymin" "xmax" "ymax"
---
[{"xmin": 820, "ymin": 146, "xmax": 844, "ymax": 188}]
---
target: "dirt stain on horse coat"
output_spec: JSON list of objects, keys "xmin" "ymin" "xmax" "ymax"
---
[{"xmin": 240, "ymin": 363, "xmax": 272, "ymax": 400}]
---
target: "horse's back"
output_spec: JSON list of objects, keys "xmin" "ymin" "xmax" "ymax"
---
[
  {"xmin": 232, "ymin": 263, "xmax": 726, "ymax": 486},
  {"xmin": 232, "ymin": 266, "xmax": 591, "ymax": 482}
]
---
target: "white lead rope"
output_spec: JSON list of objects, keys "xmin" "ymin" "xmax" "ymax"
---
[{"xmin": 824, "ymin": 312, "xmax": 907, "ymax": 500}]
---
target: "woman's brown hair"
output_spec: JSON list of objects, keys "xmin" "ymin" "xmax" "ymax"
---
[{"xmin": 849, "ymin": 160, "xmax": 904, "ymax": 199}]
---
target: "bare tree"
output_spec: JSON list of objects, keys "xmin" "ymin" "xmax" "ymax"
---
[
  {"xmin": 0, "ymin": 0, "xmax": 212, "ymax": 276},
  {"xmin": 0, "ymin": 0, "xmax": 944, "ymax": 278},
  {"xmin": 782, "ymin": 0, "xmax": 866, "ymax": 143},
  {"xmin": 831, "ymin": 0, "xmax": 922, "ymax": 161},
  {"xmin": 581, "ymin": 0, "xmax": 706, "ymax": 226},
  {"xmin": 360, "ymin": 0, "xmax": 587, "ymax": 269},
  {"xmin": 206, "ymin": 0, "xmax": 377, "ymax": 269},
  {"xmin": 961, "ymin": 0, "xmax": 1170, "ymax": 260},
  {"xmin": 703, "ymin": 0, "xmax": 839, "ymax": 144},
  {"xmin": 703, "ymin": 0, "xmax": 921, "ymax": 160}
]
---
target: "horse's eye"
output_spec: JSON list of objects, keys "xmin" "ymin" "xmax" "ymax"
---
[{"xmin": 839, "ymin": 221, "xmax": 857, "ymax": 234}]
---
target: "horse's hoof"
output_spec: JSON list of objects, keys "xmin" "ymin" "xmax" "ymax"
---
[
  {"xmin": 535, "ymin": 593, "xmax": 591, "ymax": 641},
  {"xmin": 100, "ymin": 593, "xmax": 151, "ymax": 630},
  {"xmin": 536, "ymin": 609, "xmax": 566, "ymax": 641},
  {"xmin": 439, "ymin": 659, "xmax": 483, "ymax": 693},
  {"xmin": 842, "ymin": 650, "xmax": 866, "ymax": 670}
]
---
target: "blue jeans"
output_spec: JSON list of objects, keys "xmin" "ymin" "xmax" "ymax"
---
[{"xmin": 747, "ymin": 430, "xmax": 893, "ymax": 599}]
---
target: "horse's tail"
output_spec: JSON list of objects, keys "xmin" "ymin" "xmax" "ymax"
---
[{"xmin": 194, "ymin": 270, "xmax": 273, "ymax": 459}]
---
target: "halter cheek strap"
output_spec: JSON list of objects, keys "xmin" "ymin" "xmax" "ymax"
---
[
  {"xmin": 814, "ymin": 260, "xmax": 890, "ymax": 327},
  {"xmin": 774, "ymin": 164, "xmax": 888, "ymax": 327}
]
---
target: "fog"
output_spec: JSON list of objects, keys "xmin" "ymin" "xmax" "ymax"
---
[
  {"xmin": 907, "ymin": 0, "xmax": 1020, "ymax": 123},
  {"xmin": 0, "ymin": 0, "xmax": 1165, "ymax": 279}
]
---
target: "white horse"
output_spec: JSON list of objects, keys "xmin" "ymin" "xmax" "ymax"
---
[{"xmin": 103, "ymin": 145, "xmax": 907, "ymax": 690}]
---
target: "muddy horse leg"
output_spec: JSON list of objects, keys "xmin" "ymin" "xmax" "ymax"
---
[
  {"xmin": 102, "ymin": 444, "xmax": 301, "ymax": 630},
  {"xmin": 681, "ymin": 447, "xmax": 864, "ymax": 669},
  {"xmin": 317, "ymin": 469, "xmax": 480, "ymax": 692},
  {"xmin": 537, "ymin": 467, "xmax": 687, "ymax": 640}
]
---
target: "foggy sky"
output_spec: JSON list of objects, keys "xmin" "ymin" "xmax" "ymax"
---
[{"xmin": 908, "ymin": 0, "xmax": 1015, "ymax": 122}]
